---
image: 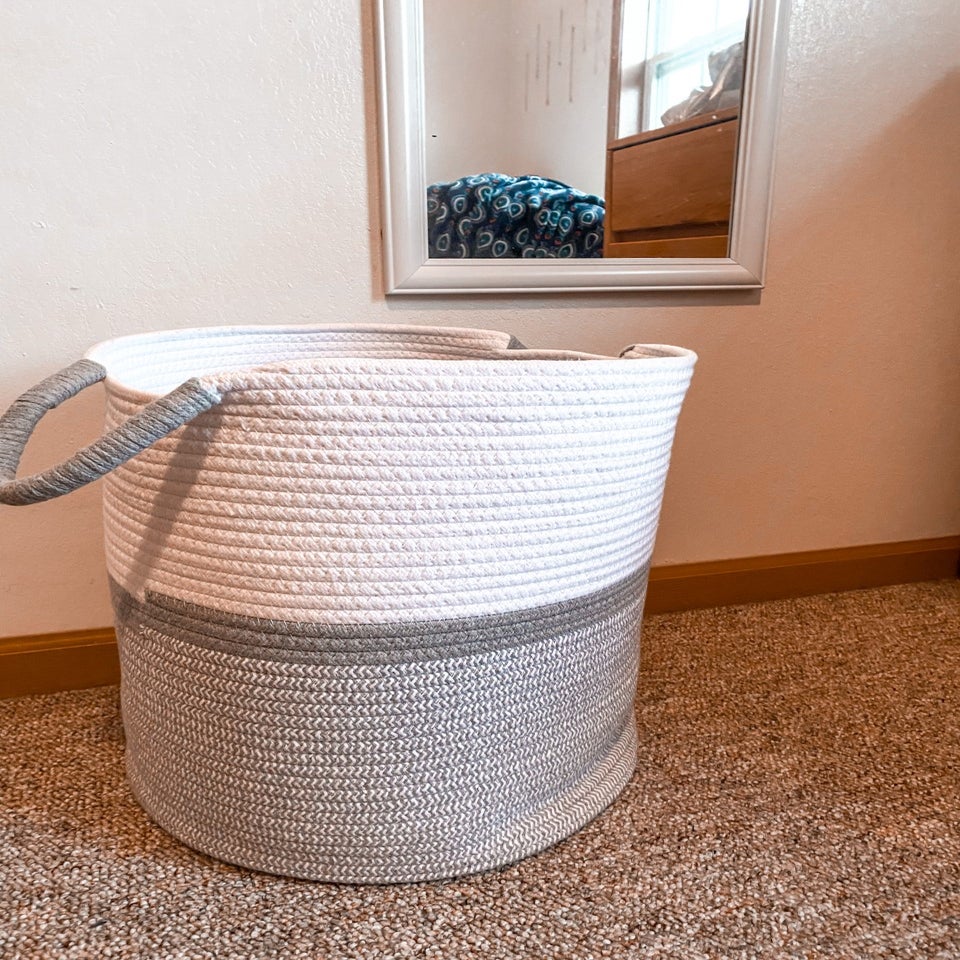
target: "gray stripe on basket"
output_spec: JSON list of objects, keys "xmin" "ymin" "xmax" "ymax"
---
[
  {"xmin": 114, "ymin": 568, "xmax": 644, "ymax": 882},
  {"xmin": 109, "ymin": 565, "xmax": 649, "ymax": 666}
]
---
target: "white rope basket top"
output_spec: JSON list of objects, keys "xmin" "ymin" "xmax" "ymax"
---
[
  {"xmin": 1, "ymin": 323, "xmax": 698, "ymax": 622},
  {"xmin": 83, "ymin": 323, "xmax": 698, "ymax": 398}
]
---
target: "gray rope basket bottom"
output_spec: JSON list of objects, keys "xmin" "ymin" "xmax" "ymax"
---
[
  {"xmin": 126, "ymin": 726, "xmax": 639, "ymax": 884},
  {"xmin": 113, "ymin": 567, "xmax": 648, "ymax": 884}
]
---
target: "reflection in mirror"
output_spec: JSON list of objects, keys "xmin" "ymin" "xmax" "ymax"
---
[
  {"xmin": 423, "ymin": 0, "xmax": 749, "ymax": 261},
  {"xmin": 616, "ymin": 0, "xmax": 747, "ymax": 138},
  {"xmin": 373, "ymin": 0, "xmax": 788, "ymax": 293}
]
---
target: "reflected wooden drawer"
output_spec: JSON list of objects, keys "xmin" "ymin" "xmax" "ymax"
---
[{"xmin": 604, "ymin": 108, "xmax": 739, "ymax": 258}]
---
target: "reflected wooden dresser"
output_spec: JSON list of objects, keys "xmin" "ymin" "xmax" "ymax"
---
[{"xmin": 603, "ymin": 107, "xmax": 740, "ymax": 258}]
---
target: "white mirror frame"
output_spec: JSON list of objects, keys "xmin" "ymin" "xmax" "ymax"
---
[{"xmin": 374, "ymin": 0, "xmax": 790, "ymax": 295}]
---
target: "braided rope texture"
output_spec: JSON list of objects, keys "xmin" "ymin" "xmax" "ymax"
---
[
  {"xmin": 112, "ymin": 569, "xmax": 645, "ymax": 883},
  {"xmin": 0, "ymin": 359, "xmax": 220, "ymax": 506},
  {"xmin": 0, "ymin": 360, "xmax": 105, "ymax": 481},
  {"xmin": 87, "ymin": 324, "xmax": 696, "ymax": 882}
]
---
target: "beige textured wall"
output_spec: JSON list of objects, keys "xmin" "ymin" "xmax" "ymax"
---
[
  {"xmin": 507, "ymin": 0, "xmax": 613, "ymax": 196},
  {"xmin": 423, "ymin": 0, "xmax": 517, "ymax": 184},
  {"xmin": 1, "ymin": 0, "xmax": 959, "ymax": 637},
  {"xmin": 424, "ymin": 0, "xmax": 612, "ymax": 194}
]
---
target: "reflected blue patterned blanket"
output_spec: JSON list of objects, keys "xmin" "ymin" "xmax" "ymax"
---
[{"xmin": 427, "ymin": 173, "xmax": 604, "ymax": 259}]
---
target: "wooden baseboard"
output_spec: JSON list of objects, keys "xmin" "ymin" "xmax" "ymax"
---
[
  {"xmin": 2, "ymin": 536, "xmax": 957, "ymax": 700},
  {"xmin": 645, "ymin": 536, "xmax": 960, "ymax": 614},
  {"xmin": 0, "ymin": 628, "xmax": 120, "ymax": 700}
]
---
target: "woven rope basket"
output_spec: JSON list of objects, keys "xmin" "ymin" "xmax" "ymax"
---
[{"xmin": 0, "ymin": 324, "xmax": 696, "ymax": 882}]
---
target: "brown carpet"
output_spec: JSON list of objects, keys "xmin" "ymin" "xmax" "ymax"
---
[{"xmin": 2, "ymin": 580, "xmax": 959, "ymax": 959}]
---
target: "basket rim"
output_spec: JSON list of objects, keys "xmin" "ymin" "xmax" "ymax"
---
[{"xmin": 85, "ymin": 322, "xmax": 698, "ymax": 400}]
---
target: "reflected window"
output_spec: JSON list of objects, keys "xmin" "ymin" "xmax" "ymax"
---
[{"xmin": 619, "ymin": 0, "xmax": 749, "ymax": 137}]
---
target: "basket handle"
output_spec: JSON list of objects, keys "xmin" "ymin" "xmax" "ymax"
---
[{"xmin": 0, "ymin": 359, "xmax": 221, "ymax": 506}]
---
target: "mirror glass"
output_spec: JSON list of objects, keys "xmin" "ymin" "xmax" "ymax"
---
[
  {"xmin": 423, "ymin": 0, "xmax": 749, "ymax": 261},
  {"xmin": 374, "ymin": 0, "xmax": 788, "ymax": 293}
]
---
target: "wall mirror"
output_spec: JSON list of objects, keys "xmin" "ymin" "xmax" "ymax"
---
[{"xmin": 374, "ymin": 0, "xmax": 789, "ymax": 294}]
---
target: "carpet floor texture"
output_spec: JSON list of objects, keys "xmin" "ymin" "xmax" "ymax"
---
[{"xmin": 2, "ymin": 580, "xmax": 958, "ymax": 959}]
